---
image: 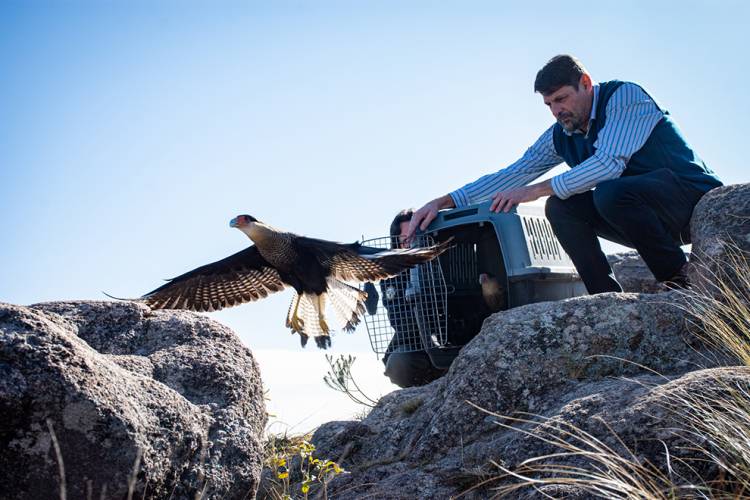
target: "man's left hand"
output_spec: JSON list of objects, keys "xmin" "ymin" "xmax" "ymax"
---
[{"xmin": 489, "ymin": 180, "xmax": 554, "ymax": 213}]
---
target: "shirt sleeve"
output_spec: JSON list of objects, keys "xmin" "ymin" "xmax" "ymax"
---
[
  {"xmin": 449, "ymin": 125, "xmax": 563, "ymax": 208},
  {"xmin": 550, "ymin": 83, "xmax": 665, "ymax": 199}
]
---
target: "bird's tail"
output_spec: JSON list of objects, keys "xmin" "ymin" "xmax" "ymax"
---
[
  {"xmin": 286, "ymin": 291, "xmax": 333, "ymax": 348},
  {"xmin": 284, "ymin": 280, "xmax": 366, "ymax": 349},
  {"xmin": 327, "ymin": 278, "xmax": 367, "ymax": 332}
]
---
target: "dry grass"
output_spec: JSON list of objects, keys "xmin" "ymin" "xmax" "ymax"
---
[{"xmin": 464, "ymin": 244, "xmax": 750, "ymax": 499}]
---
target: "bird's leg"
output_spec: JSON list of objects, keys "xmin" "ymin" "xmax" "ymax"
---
[
  {"xmin": 288, "ymin": 294, "xmax": 304, "ymax": 332},
  {"xmin": 317, "ymin": 295, "xmax": 330, "ymax": 334}
]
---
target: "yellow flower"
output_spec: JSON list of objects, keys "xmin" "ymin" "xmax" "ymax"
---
[{"xmin": 277, "ymin": 471, "xmax": 289, "ymax": 479}]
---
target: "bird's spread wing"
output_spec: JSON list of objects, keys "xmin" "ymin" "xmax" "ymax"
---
[
  {"xmin": 142, "ymin": 246, "xmax": 286, "ymax": 312},
  {"xmin": 296, "ymin": 236, "xmax": 453, "ymax": 283}
]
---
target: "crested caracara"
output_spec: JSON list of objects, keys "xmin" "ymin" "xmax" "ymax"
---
[
  {"xmin": 140, "ymin": 215, "xmax": 452, "ymax": 348},
  {"xmin": 479, "ymin": 272, "xmax": 506, "ymax": 313}
]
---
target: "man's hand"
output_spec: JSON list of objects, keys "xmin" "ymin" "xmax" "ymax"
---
[
  {"xmin": 406, "ymin": 194, "xmax": 455, "ymax": 244},
  {"xmin": 489, "ymin": 180, "xmax": 554, "ymax": 213}
]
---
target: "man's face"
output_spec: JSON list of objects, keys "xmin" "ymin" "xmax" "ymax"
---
[
  {"xmin": 542, "ymin": 77, "xmax": 592, "ymax": 133},
  {"xmin": 398, "ymin": 221, "xmax": 410, "ymax": 248}
]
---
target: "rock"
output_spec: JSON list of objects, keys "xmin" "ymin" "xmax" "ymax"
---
[
  {"xmin": 607, "ymin": 251, "xmax": 660, "ymax": 293},
  {"xmin": 689, "ymin": 183, "xmax": 750, "ymax": 291},
  {"xmin": 0, "ymin": 301, "xmax": 266, "ymax": 499},
  {"xmin": 294, "ymin": 292, "xmax": 728, "ymax": 498}
]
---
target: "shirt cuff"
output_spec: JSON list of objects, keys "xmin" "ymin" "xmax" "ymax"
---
[
  {"xmin": 550, "ymin": 175, "xmax": 572, "ymax": 200},
  {"xmin": 449, "ymin": 189, "xmax": 469, "ymax": 208}
]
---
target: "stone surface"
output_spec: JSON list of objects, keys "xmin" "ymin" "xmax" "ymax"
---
[
  {"xmin": 276, "ymin": 291, "xmax": 727, "ymax": 498},
  {"xmin": 0, "ymin": 301, "xmax": 266, "ymax": 499},
  {"xmin": 608, "ymin": 251, "xmax": 661, "ymax": 293},
  {"xmin": 689, "ymin": 183, "xmax": 750, "ymax": 291}
]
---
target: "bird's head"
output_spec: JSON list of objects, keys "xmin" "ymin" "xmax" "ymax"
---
[
  {"xmin": 229, "ymin": 214, "xmax": 258, "ymax": 228},
  {"xmin": 230, "ymin": 214, "xmax": 270, "ymax": 242}
]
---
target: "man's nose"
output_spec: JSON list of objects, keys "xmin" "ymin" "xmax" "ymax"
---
[{"xmin": 550, "ymin": 103, "xmax": 562, "ymax": 117}]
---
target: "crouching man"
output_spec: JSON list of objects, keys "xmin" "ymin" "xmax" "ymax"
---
[{"xmin": 407, "ymin": 54, "xmax": 722, "ymax": 293}]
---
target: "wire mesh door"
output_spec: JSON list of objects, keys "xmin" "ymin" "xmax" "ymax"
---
[{"xmin": 359, "ymin": 235, "xmax": 448, "ymax": 358}]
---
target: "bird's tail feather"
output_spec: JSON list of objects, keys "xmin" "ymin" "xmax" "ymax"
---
[
  {"xmin": 286, "ymin": 281, "xmax": 366, "ymax": 349},
  {"xmin": 299, "ymin": 293, "xmax": 327, "ymax": 339},
  {"xmin": 327, "ymin": 278, "xmax": 366, "ymax": 333},
  {"xmin": 286, "ymin": 291, "xmax": 331, "ymax": 348}
]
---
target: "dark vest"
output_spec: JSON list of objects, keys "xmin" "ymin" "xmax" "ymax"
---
[{"xmin": 552, "ymin": 80, "xmax": 722, "ymax": 194}]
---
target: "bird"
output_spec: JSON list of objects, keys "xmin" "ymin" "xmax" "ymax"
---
[
  {"xmin": 479, "ymin": 273, "xmax": 506, "ymax": 313},
  {"xmin": 138, "ymin": 214, "xmax": 452, "ymax": 348}
]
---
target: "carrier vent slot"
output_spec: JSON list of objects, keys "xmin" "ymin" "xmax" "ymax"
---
[
  {"xmin": 521, "ymin": 216, "xmax": 563, "ymax": 262},
  {"xmin": 444, "ymin": 208, "xmax": 479, "ymax": 221}
]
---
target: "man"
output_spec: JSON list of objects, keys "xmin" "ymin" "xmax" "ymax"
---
[
  {"xmin": 407, "ymin": 55, "xmax": 722, "ymax": 293},
  {"xmin": 380, "ymin": 209, "xmax": 447, "ymax": 387}
]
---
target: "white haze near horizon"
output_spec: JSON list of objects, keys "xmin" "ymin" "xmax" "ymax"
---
[{"xmin": 1, "ymin": 1, "xmax": 748, "ymax": 435}]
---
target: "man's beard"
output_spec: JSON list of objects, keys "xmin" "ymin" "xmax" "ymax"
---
[{"xmin": 558, "ymin": 112, "xmax": 584, "ymax": 133}]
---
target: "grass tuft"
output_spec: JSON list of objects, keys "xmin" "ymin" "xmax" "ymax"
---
[{"xmin": 464, "ymin": 243, "xmax": 750, "ymax": 499}]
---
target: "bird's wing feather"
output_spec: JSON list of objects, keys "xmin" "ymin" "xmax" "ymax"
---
[
  {"xmin": 142, "ymin": 245, "xmax": 286, "ymax": 312},
  {"xmin": 295, "ymin": 236, "xmax": 453, "ymax": 282}
]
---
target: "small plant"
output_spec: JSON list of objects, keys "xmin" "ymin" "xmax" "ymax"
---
[
  {"xmin": 323, "ymin": 354, "xmax": 379, "ymax": 408},
  {"xmin": 264, "ymin": 434, "xmax": 346, "ymax": 499}
]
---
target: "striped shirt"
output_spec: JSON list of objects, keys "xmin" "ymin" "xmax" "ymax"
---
[{"xmin": 449, "ymin": 82, "xmax": 665, "ymax": 206}]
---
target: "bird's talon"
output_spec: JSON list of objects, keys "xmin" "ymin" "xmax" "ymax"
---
[
  {"xmin": 290, "ymin": 316, "xmax": 304, "ymax": 333},
  {"xmin": 318, "ymin": 317, "xmax": 330, "ymax": 335}
]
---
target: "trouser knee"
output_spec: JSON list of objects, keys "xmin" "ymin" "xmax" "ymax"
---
[
  {"xmin": 544, "ymin": 196, "xmax": 565, "ymax": 227},
  {"xmin": 592, "ymin": 179, "xmax": 640, "ymax": 224}
]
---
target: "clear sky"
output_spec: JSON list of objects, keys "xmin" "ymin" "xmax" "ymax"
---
[{"xmin": 2, "ymin": 1, "xmax": 748, "ymax": 432}]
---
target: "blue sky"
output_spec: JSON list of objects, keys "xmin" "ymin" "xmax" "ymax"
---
[{"xmin": 2, "ymin": 1, "xmax": 748, "ymax": 430}]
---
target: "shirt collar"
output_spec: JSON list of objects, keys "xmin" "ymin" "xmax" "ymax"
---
[{"xmin": 563, "ymin": 83, "xmax": 599, "ymax": 137}]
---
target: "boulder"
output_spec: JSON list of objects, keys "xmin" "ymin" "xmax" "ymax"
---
[
  {"xmin": 689, "ymin": 183, "xmax": 750, "ymax": 291},
  {"xmin": 288, "ymin": 292, "xmax": 727, "ymax": 498},
  {"xmin": 607, "ymin": 251, "xmax": 660, "ymax": 293},
  {"xmin": 0, "ymin": 301, "xmax": 266, "ymax": 499}
]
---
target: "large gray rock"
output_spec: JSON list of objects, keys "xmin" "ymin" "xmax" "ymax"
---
[
  {"xmin": 689, "ymin": 183, "xmax": 750, "ymax": 291},
  {"xmin": 0, "ymin": 301, "xmax": 266, "ymax": 499},
  {"xmin": 285, "ymin": 292, "xmax": 726, "ymax": 499},
  {"xmin": 608, "ymin": 251, "xmax": 660, "ymax": 293}
]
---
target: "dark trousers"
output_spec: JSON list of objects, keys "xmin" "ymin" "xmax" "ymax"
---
[
  {"xmin": 384, "ymin": 351, "xmax": 446, "ymax": 388},
  {"xmin": 545, "ymin": 168, "xmax": 705, "ymax": 294}
]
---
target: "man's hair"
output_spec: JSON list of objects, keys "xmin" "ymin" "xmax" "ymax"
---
[
  {"xmin": 389, "ymin": 209, "xmax": 414, "ymax": 248},
  {"xmin": 534, "ymin": 55, "xmax": 588, "ymax": 95}
]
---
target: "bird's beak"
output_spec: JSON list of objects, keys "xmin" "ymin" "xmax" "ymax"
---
[{"xmin": 229, "ymin": 217, "xmax": 239, "ymax": 228}]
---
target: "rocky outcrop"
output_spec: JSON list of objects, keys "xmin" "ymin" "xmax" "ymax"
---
[
  {"xmin": 689, "ymin": 183, "xmax": 750, "ymax": 291},
  {"xmin": 283, "ymin": 183, "xmax": 750, "ymax": 499},
  {"xmin": 300, "ymin": 292, "xmax": 726, "ymax": 498},
  {"xmin": 0, "ymin": 301, "xmax": 266, "ymax": 499},
  {"xmin": 608, "ymin": 251, "xmax": 660, "ymax": 293}
]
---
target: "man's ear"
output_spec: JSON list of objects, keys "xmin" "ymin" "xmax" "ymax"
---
[{"xmin": 579, "ymin": 73, "xmax": 593, "ymax": 91}]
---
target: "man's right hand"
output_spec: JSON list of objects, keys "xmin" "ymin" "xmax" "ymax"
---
[{"xmin": 406, "ymin": 194, "xmax": 455, "ymax": 244}]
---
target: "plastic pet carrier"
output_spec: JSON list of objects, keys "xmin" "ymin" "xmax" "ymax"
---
[{"xmin": 360, "ymin": 201, "xmax": 587, "ymax": 369}]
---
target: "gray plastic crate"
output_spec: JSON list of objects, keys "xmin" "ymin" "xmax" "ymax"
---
[{"xmin": 361, "ymin": 201, "xmax": 587, "ymax": 369}]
